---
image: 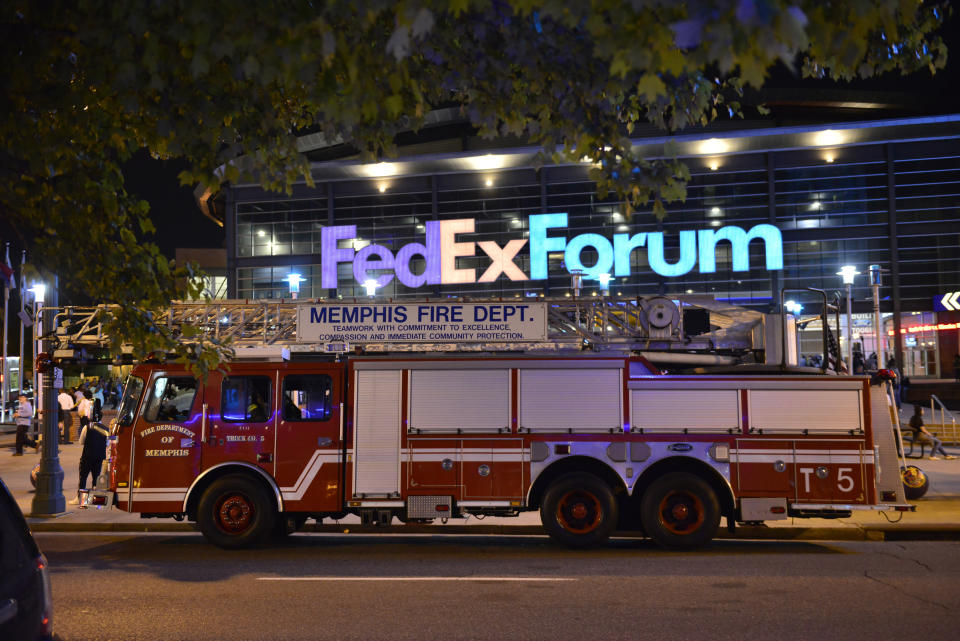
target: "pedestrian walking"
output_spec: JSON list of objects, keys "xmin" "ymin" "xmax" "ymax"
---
[
  {"xmin": 13, "ymin": 393, "xmax": 38, "ymax": 455},
  {"xmin": 57, "ymin": 387, "xmax": 75, "ymax": 443},
  {"xmin": 71, "ymin": 419, "xmax": 109, "ymax": 504}
]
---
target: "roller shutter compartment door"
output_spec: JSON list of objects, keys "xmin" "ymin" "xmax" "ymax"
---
[
  {"xmin": 749, "ymin": 389, "xmax": 862, "ymax": 435},
  {"xmin": 519, "ymin": 368, "xmax": 622, "ymax": 433},
  {"xmin": 631, "ymin": 389, "xmax": 740, "ymax": 433},
  {"xmin": 353, "ymin": 370, "xmax": 401, "ymax": 495},
  {"xmin": 409, "ymin": 369, "xmax": 510, "ymax": 433}
]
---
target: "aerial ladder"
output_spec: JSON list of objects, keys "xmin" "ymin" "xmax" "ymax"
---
[{"xmin": 37, "ymin": 295, "xmax": 778, "ymax": 366}]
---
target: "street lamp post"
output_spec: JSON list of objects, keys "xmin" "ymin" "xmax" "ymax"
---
[
  {"xmin": 597, "ymin": 273, "xmax": 612, "ymax": 338},
  {"xmin": 31, "ymin": 277, "xmax": 65, "ymax": 516},
  {"xmin": 837, "ymin": 266, "xmax": 860, "ymax": 373}
]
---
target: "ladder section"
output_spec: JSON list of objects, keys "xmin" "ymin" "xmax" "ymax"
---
[{"xmin": 41, "ymin": 296, "xmax": 764, "ymax": 358}]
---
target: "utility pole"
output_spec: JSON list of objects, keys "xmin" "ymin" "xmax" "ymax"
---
[{"xmin": 31, "ymin": 275, "xmax": 64, "ymax": 516}]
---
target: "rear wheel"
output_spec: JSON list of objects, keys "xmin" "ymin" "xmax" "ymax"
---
[
  {"xmin": 641, "ymin": 472, "xmax": 720, "ymax": 549},
  {"xmin": 541, "ymin": 473, "xmax": 618, "ymax": 548},
  {"xmin": 198, "ymin": 475, "xmax": 275, "ymax": 548}
]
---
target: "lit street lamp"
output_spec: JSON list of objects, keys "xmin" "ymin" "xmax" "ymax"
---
[
  {"xmin": 597, "ymin": 273, "xmax": 612, "ymax": 297},
  {"xmin": 285, "ymin": 273, "xmax": 305, "ymax": 299},
  {"xmin": 837, "ymin": 265, "xmax": 860, "ymax": 373}
]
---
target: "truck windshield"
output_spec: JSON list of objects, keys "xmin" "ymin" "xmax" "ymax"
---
[{"xmin": 116, "ymin": 376, "xmax": 145, "ymax": 427}]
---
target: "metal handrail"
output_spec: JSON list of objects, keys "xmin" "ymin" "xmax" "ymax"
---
[{"xmin": 929, "ymin": 394, "xmax": 958, "ymax": 439}]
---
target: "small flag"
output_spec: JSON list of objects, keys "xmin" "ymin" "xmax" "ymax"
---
[{"xmin": 0, "ymin": 245, "xmax": 15, "ymax": 289}]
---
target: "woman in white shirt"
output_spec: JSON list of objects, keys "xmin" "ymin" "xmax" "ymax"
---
[{"xmin": 77, "ymin": 390, "xmax": 94, "ymax": 434}]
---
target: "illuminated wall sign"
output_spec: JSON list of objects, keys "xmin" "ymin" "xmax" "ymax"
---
[
  {"xmin": 320, "ymin": 214, "xmax": 783, "ymax": 289},
  {"xmin": 297, "ymin": 302, "xmax": 548, "ymax": 343},
  {"xmin": 890, "ymin": 322, "xmax": 960, "ymax": 335}
]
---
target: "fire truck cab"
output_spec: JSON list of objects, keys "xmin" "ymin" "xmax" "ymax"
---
[{"xmin": 105, "ymin": 354, "xmax": 912, "ymax": 549}]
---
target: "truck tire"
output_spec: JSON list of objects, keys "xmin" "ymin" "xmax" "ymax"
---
[
  {"xmin": 901, "ymin": 465, "xmax": 929, "ymax": 500},
  {"xmin": 640, "ymin": 472, "xmax": 720, "ymax": 549},
  {"xmin": 541, "ymin": 473, "xmax": 618, "ymax": 548},
  {"xmin": 198, "ymin": 475, "xmax": 276, "ymax": 548}
]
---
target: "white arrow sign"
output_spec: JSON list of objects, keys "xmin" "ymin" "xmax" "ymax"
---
[{"xmin": 941, "ymin": 291, "xmax": 960, "ymax": 311}]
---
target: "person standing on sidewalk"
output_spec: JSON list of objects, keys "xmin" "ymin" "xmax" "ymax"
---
[
  {"xmin": 57, "ymin": 387, "xmax": 75, "ymax": 444},
  {"xmin": 71, "ymin": 418, "xmax": 109, "ymax": 504},
  {"xmin": 77, "ymin": 390, "xmax": 93, "ymax": 435},
  {"xmin": 92, "ymin": 384, "xmax": 104, "ymax": 422},
  {"xmin": 13, "ymin": 393, "xmax": 38, "ymax": 455}
]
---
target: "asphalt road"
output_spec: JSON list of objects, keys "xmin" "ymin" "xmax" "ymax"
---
[{"xmin": 38, "ymin": 533, "xmax": 960, "ymax": 641}]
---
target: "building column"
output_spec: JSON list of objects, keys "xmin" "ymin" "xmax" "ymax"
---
[
  {"xmin": 767, "ymin": 153, "xmax": 780, "ymax": 311},
  {"xmin": 226, "ymin": 187, "xmax": 237, "ymax": 298},
  {"xmin": 327, "ymin": 185, "xmax": 335, "ymax": 299},
  {"xmin": 886, "ymin": 144, "xmax": 904, "ymax": 371}
]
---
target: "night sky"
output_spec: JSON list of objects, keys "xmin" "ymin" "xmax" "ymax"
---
[{"xmin": 123, "ymin": 151, "xmax": 225, "ymax": 256}]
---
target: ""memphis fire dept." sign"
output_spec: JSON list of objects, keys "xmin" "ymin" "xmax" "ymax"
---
[
  {"xmin": 319, "ymin": 213, "xmax": 784, "ymax": 289},
  {"xmin": 297, "ymin": 302, "xmax": 548, "ymax": 343}
]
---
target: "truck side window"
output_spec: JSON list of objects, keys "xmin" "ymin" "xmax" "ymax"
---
[
  {"xmin": 116, "ymin": 376, "xmax": 145, "ymax": 427},
  {"xmin": 282, "ymin": 375, "xmax": 332, "ymax": 422},
  {"xmin": 222, "ymin": 376, "xmax": 272, "ymax": 423},
  {"xmin": 141, "ymin": 376, "xmax": 198, "ymax": 423}
]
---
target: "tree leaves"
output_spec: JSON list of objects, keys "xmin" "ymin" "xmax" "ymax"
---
[{"xmin": 0, "ymin": 0, "xmax": 948, "ymax": 372}]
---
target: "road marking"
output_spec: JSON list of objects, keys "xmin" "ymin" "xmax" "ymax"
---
[{"xmin": 257, "ymin": 577, "xmax": 575, "ymax": 582}]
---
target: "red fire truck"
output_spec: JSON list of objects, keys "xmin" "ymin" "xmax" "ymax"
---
[{"xmin": 98, "ymin": 353, "xmax": 912, "ymax": 549}]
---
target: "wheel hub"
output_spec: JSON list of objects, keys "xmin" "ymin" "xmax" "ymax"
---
[
  {"xmin": 556, "ymin": 490, "xmax": 603, "ymax": 534},
  {"xmin": 217, "ymin": 493, "xmax": 253, "ymax": 533},
  {"xmin": 658, "ymin": 490, "xmax": 705, "ymax": 535}
]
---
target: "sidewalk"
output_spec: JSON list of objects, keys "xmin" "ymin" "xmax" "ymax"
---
[{"xmin": 2, "ymin": 421, "xmax": 960, "ymax": 542}]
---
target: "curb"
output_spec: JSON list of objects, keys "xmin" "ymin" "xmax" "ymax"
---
[{"xmin": 25, "ymin": 519, "xmax": 960, "ymax": 541}]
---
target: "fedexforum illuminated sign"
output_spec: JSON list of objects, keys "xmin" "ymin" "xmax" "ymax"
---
[{"xmin": 321, "ymin": 213, "xmax": 783, "ymax": 289}]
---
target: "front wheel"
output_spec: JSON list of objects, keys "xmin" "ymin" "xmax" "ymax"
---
[
  {"xmin": 198, "ymin": 475, "xmax": 276, "ymax": 549},
  {"xmin": 641, "ymin": 472, "xmax": 720, "ymax": 549},
  {"xmin": 541, "ymin": 473, "xmax": 618, "ymax": 548}
]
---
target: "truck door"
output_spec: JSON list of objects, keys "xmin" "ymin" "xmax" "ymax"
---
[
  {"xmin": 128, "ymin": 372, "xmax": 202, "ymax": 512},
  {"xmin": 202, "ymin": 371, "xmax": 276, "ymax": 477},
  {"xmin": 274, "ymin": 369, "xmax": 344, "ymax": 511}
]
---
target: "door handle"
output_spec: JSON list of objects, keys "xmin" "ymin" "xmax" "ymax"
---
[{"xmin": 317, "ymin": 437, "xmax": 332, "ymax": 447}]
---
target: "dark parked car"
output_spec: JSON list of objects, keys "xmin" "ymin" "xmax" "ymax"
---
[{"xmin": 0, "ymin": 476, "xmax": 53, "ymax": 640}]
